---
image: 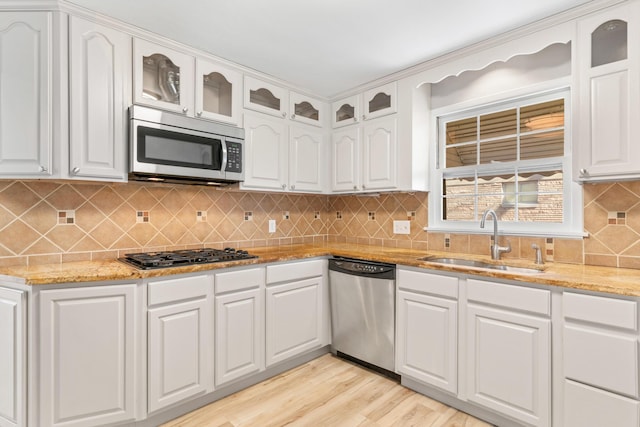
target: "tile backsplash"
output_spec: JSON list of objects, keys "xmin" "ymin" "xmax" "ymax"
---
[{"xmin": 2, "ymin": 179, "xmax": 640, "ymax": 269}]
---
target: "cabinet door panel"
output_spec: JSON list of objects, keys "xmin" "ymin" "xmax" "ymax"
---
[
  {"xmin": 564, "ymin": 379, "xmax": 640, "ymax": 427},
  {"xmin": 396, "ymin": 290, "xmax": 457, "ymax": 394},
  {"xmin": 266, "ymin": 277, "xmax": 323, "ymax": 366},
  {"xmin": 242, "ymin": 113, "xmax": 288, "ymax": 190},
  {"xmin": 244, "ymin": 76, "xmax": 288, "ymax": 117},
  {"xmin": 40, "ymin": 285, "xmax": 137, "ymax": 427},
  {"xmin": 0, "ymin": 13, "xmax": 52, "ymax": 176},
  {"xmin": 466, "ymin": 304, "xmax": 550, "ymax": 427},
  {"xmin": 362, "ymin": 117, "xmax": 396, "ymax": 190},
  {"xmin": 69, "ymin": 16, "xmax": 130, "ymax": 180},
  {"xmin": 148, "ymin": 298, "xmax": 210, "ymax": 413},
  {"xmin": 0, "ymin": 287, "xmax": 25, "ymax": 427},
  {"xmin": 195, "ymin": 59, "xmax": 242, "ymax": 125},
  {"xmin": 215, "ymin": 288, "xmax": 263, "ymax": 386},
  {"xmin": 289, "ymin": 126, "xmax": 323, "ymax": 192},
  {"xmin": 331, "ymin": 127, "xmax": 360, "ymax": 192}
]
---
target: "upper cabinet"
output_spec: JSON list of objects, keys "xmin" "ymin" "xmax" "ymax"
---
[
  {"xmin": 0, "ymin": 12, "xmax": 58, "ymax": 177},
  {"xmin": 68, "ymin": 15, "xmax": 131, "ymax": 181},
  {"xmin": 575, "ymin": 2, "xmax": 640, "ymax": 181},
  {"xmin": 331, "ymin": 82, "xmax": 397, "ymax": 128},
  {"xmin": 134, "ymin": 38, "xmax": 242, "ymax": 126}
]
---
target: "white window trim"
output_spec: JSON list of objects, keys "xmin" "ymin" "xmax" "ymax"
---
[{"xmin": 427, "ymin": 84, "xmax": 584, "ymax": 238}]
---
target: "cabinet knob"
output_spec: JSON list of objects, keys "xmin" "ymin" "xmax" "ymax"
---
[
  {"xmin": 353, "ymin": 185, "xmax": 358, "ymax": 190},
  {"xmin": 182, "ymin": 106, "xmax": 189, "ymax": 114},
  {"xmin": 291, "ymin": 114, "xmax": 296, "ymax": 120},
  {"xmin": 291, "ymin": 185, "xmax": 295, "ymax": 190},
  {"xmin": 72, "ymin": 167, "xmax": 80, "ymax": 174},
  {"xmin": 281, "ymin": 184, "xmax": 286, "ymax": 190},
  {"xmin": 196, "ymin": 111, "xmax": 203, "ymax": 117},
  {"xmin": 39, "ymin": 165, "xmax": 47, "ymax": 173},
  {"xmin": 282, "ymin": 112, "xmax": 287, "ymax": 118},
  {"xmin": 580, "ymin": 168, "xmax": 589, "ymax": 177},
  {"xmin": 362, "ymin": 184, "xmax": 366, "ymax": 190},
  {"xmin": 353, "ymin": 117, "xmax": 358, "ymax": 122},
  {"xmin": 362, "ymin": 115, "xmax": 366, "ymax": 120}
]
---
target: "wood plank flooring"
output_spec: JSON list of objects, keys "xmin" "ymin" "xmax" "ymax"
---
[{"xmin": 162, "ymin": 354, "xmax": 492, "ymax": 427}]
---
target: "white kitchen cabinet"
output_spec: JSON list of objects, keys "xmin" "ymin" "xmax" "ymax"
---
[
  {"xmin": 562, "ymin": 291, "xmax": 640, "ymax": 425},
  {"xmin": 0, "ymin": 12, "xmax": 57, "ymax": 177},
  {"xmin": 195, "ymin": 58, "xmax": 242, "ymax": 125},
  {"xmin": 331, "ymin": 82, "xmax": 397, "ymax": 128},
  {"xmin": 465, "ymin": 279, "xmax": 551, "ymax": 427},
  {"xmin": 133, "ymin": 38, "xmax": 195, "ymax": 115},
  {"xmin": 214, "ymin": 268, "xmax": 264, "ymax": 387},
  {"xmin": 396, "ymin": 269, "xmax": 458, "ymax": 395},
  {"xmin": 289, "ymin": 91, "xmax": 324, "ymax": 127},
  {"xmin": 39, "ymin": 284, "xmax": 139, "ymax": 427},
  {"xmin": 265, "ymin": 260, "xmax": 326, "ymax": 366},
  {"xmin": 242, "ymin": 112, "xmax": 325, "ymax": 192},
  {"xmin": 68, "ymin": 15, "xmax": 130, "ymax": 181},
  {"xmin": 575, "ymin": 2, "xmax": 640, "ymax": 181},
  {"xmin": 331, "ymin": 116, "xmax": 396, "ymax": 192},
  {"xmin": 147, "ymin": 274, "xmax": 213, "ymax": 414},
  {"xmin": 244, "ymin": 76, "xmax": 289, "ymax": 118},
  {"xmin": 0, "ymin": 287, "xmax": 26, "ymax": 427}
]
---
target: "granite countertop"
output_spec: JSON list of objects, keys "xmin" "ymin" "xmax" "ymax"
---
[{"xmin": 2, "ymin": 243, "xmax": 640, "ymax": 297}]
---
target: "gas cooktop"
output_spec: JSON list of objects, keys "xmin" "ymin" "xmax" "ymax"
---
[{"xmin": 119, "ymin": 247, "xmax": 257, "ymax": 270}]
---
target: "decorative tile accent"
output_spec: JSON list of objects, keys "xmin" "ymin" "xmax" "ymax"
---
[
  {"xmin": 282, "ymin": 211, "xmax": 290, "ymax": 220},
  {"xmin": 545, "ymin": 237, "xmax": 554, "ymax": 262},
  {"xmin": 314, "ymin": 211, "xmax": 321, "ymax": 220},
  {"xmin": 368, "ymin": 211, "xmax": 376, "ymax": 221},
  {"xmin": 336, "ymin": 211, "xmax": 342, "ymax": 220},
  {"xmin": 197, "ymin": 211, "xmax": 207, "ymax": 222},
  {"xmin": 407, "ymin": 211, "xmax": 416, "ymax": 220},
  {"xmin": 57, "ymin": 210, "xmax": 75, "ymax": 225},
  {"xmin": 244, "ymin": 211, "xmax": 253, "ymax": 221},
  {"xmin": 136, "ymin": 211, "xmax": 149, "ymax": 223},
  {"xmin": 445, "ymin": 233, "xmax": 451, "ymax": 248}
]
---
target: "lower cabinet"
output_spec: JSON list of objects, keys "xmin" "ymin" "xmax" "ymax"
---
[
  {"xmin": 396, "ymin": 269, "xmax": 458, "ymax": 395},
  {"xmin": 465, "ymin": 279, "xmax": 551, "ymax": 427},
  {"xmin": 214, "ymin": 267, "xmax": 265, "ymax": 387},
  {"xmin": 147, "ymin": 274, "xmax": 213, "ymax": 414},
  {"xmin": 0, "ymin": 287, "xmax": 26, "ymax": 427},
  {"xmin": 265, "ymin": 260, "xmax": 326, "ymax": 367},
  {"xmin": 39, "ymin": 284, "xmax": 139, "ymax": 427}
]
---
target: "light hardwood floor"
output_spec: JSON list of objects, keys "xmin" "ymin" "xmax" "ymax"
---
[{"xmin": 162, "ymin": 354, "xmax": 492, "ymax": 427}]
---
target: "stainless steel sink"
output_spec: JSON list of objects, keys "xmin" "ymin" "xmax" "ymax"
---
[{"xmin": 417, "ymin": 256, "xmax": 543, "ymax": 274}]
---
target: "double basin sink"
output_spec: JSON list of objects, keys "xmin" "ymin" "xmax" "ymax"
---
[{"xmin": 418, "ymin": 256, "xmax": 544, "ymax": 275}]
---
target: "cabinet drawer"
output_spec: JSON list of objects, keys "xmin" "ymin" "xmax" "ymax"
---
[
  {"xmin": 564, "ymin": 379, "xmax": 640, "ymax": 427},
  {"xmin": 215, "ymin": 267, "xmax": 264, "ymax": 294},
  {"xmin": 564, "ymin": 292, "xmax": 638, "ymax": 330},
  {"xmin": 467, "ymin": 279, "xmax": 550, "ymax": 316},
  {"xmin": 148, "ymin": 274, "xmax": 210, "ymax": 306},
  {"xmin": 564, "ymin": 324, "xmax": 639, "ymax": 397},
  {"xmin": 266, "ymin": 260, "xmax": 324, "ymax": 284},
  {"xmin": 398, "ymin": 269, "xmax": 458, "ymax": 298}
]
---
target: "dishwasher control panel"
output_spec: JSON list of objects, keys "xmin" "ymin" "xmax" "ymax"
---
[{"xmin": 328, "ymin": 257, "xmax": 396, "ymax": 279}]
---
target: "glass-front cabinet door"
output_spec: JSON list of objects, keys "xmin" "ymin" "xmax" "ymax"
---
[
  {"xmin": 133, "ymin": 38, "xmax": 194, "ymax": 115},
  {"xmin": 331, "ymin": 95, "xmax": 360, "ymax": 128},
  {"xmin": 363, "ymin": 82, "xmax": 397, "ymax": 121},
  {"xmin": 195, "ymin": 59, "xmax": 242, "ymax": 125},
  {"xmin": 244, "ymin": 76, "xmax": 288, "ymax": 118},
  {"xmin": 289, "ymin": 92, "xmax": 324, "ymax": 127}
]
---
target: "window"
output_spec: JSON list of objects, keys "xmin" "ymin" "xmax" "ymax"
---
[{"xmin": 430, "ymin": 89, "xmax": 582, "ymax": 236}]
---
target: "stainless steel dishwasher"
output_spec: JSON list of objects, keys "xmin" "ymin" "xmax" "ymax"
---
[{"xmin": 329, "ymin": 257, "xmax": 396, "ymax": 374}]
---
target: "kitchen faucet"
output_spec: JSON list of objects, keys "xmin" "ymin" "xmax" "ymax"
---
[{"xmin": 480, "ymin": 209, "xmax": 511, "ymax": 260}]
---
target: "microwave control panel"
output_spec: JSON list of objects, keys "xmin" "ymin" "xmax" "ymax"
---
[{"xmin": 226, "ymin": 141, "xmax": 242, "ymax": 172}]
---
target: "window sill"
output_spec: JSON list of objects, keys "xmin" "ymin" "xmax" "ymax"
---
[{"xmin": 424, "ymin": 226, "xmax": 588, "ymax": 239}]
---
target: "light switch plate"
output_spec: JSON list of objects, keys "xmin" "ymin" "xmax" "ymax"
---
[
  {"xmin": 393, "ymin": 220, "xmax": 410, "ymax": 235},
  {"xmin": 268, "ymin": 219, "xmax": 276, "ymax": 233}
]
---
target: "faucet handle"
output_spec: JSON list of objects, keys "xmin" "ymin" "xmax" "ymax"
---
[{"xmin": 531, "ymin": 243, "xmax": 544, "ymax": 265}]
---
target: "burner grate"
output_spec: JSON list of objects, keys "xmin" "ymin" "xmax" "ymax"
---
[{"xmin": 119, "ymin": 248, "xmax": 257, "ymax": 269}]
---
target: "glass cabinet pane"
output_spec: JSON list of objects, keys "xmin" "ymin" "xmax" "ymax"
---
[
  {"xmin": 249, "ymin": 88, "xmax": 280, "ymax": 111},
  {"xmin": 142, "ymin": 53, "xmax": 181, "ymax": 104},
  {"xmin": 368, "ymin": 92, "xmax": 391, "ymax": 113},
  {"xmin": 335, "ymin": 103, "xmax": 355, "ymax": 123},
  {"xmin": 592, "ymin": 19, "xmax": 627, "ymax": 67},
  {"xmin": 203, "ymin": 72, "xmax": 232, "ymax": 117},
  {"xmin": 294, "ymin": 101, "xmax": 319, "ymax": 121}
]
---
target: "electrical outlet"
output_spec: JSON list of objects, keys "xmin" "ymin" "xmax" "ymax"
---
[
  {"xmin": 393, "ymin": 220, "xmax": 410, "ymax": 235},
  {"xmin": 268, "ymin": 219, "xmax": 276, "ymax": 233}
]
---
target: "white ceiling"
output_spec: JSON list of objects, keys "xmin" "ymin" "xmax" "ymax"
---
[{"xmin": 67, "ymin": 0, "xmax": 594, "ymax": 98}]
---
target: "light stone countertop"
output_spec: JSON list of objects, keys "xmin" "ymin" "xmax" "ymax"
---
[{"xmin": 2, "ymin": 243, "xmax": 640, "ymax": 297}]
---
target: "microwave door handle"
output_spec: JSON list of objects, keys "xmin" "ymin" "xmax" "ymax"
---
[{"xmin": 221, "ymin": 139, "xmax": 228, "ymax": 173}]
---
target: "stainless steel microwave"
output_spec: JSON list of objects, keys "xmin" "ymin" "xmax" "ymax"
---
[{"xmin": 129, "ymin": 105, "xmax": 245, "ymax": 185}]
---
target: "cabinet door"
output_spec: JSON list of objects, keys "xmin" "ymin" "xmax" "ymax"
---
[
  {"xmin": 363, "ymin": 82, "xmax": 397, "ymax": 121},
  {"xmin": 576, "ymin": 2, "xmax": 640, "ymax": 180},
  {"xmin": 39, "ymin": 284, "xmax": 138, "ymax": 427},
  {"xmin": 289, "ymin": 125, "xmax": 324, "ymax": 192},
  {"xmin": 265, "ymin": 277, "xmax": 323, "ymax": 366},
  {"xmin": 133, "ymin": 38, "xmax": 195, "ymax": 115},
  {"xmin": 564, "ymin": 379, "xmax": 640, "ymax": 427},
  {"xmin": 69, "ymin": 16, "xmax": 130, "ymax": 181},
  {"xmin": 362, "ymin": 117, "xmax": 397, "ymax": 191},
  {"xmin": 0, "ymin": 12, "xmax": 53, "ymax": 176},
  {"xmin": 195, "ymin": 58, "xmax": 242, "ymax": 126},
  {"xmin": 242, "ymin": 113, "xmax": 288, "ymax": 191},
  {"xmin": 396, "ymin": 290, "xmax": 457, "ymax": 394},
  {"xmin": 0, "ymin": 287, "xmax": 25, "ymax": 427},
  {"xmin": 148, "ymin": 297, "xmax": 211, "ymax": 414},
  {"xmin": 215, "ymin": 288, "xmax": 263, "ymax": 387},
  {"xmin": 331, "ymin": 95, "xmax": 360, "ymax": 128},
  {"xmin": 289, "ymin": 92, "xmax": 324, "ymax": 127},
  {"xmin": 331, "ymin": 127, "xmax": 360, "ymax": 192},
  {"xmin": 244, "ymin": 76, "xmax": 288, "ymax": 118},
  {"xmin": 466, "ymin": 304, "xmax": 551, "ymax": 427}
]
